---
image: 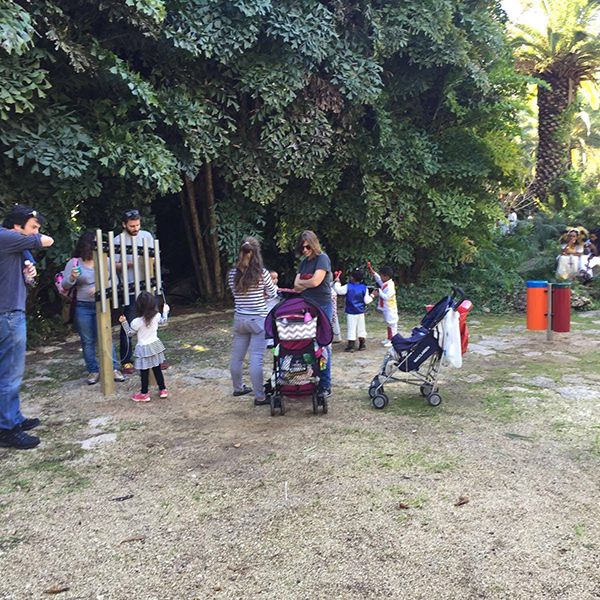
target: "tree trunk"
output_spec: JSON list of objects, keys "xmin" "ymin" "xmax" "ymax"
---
[
  {"xmin": 528, "ymin": 73, "xmax": 572, "ymax": 206},
  {"xmin": 179, "ymin": 190, "xmax": 203, "ymax": 296},
  {"xmin": 204, "ymin": 162, "xmax": 225, "ymax": 299},
  {"xmin": 182, "ymin": 174, "xmax": 214, "ymax": 298}
]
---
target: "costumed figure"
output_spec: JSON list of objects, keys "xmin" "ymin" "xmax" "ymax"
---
[{"xmin": 556, "ymin": 226, "xmax": 587, "ymax": 281}]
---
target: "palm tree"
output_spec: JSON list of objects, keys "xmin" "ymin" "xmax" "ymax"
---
[{"xmin": 511, "ymin": 0, "xmax": 600, "ymax": 206}]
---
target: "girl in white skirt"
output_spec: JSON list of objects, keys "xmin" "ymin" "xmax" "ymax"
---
[{"xmin": 119, "ymin": 291, "xmax": 170, "ymax": 402}]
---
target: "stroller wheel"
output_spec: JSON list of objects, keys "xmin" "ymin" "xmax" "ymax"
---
[
  {"xmin": 312, "ymin": 394, "xmax": 319, "ymax": 415},
  {"xmin": 420, "ymin": 383, "xmax": 433, "ymax": 397},
  {"xmin": 279, "ymin": 396, "xmax": 286, "ymax": 416},
  {"xmin": 372, "ymin": 393, "xmax": 389, "ymax": 410},
  {"xmin": 427, "ymin": 392, "xmax": 442, "ymax": 407},
  {"xmin": 369, "ymin": 377, "xmax": 382, "ymax": 399},
  {"xmin": 322, "ymin": 396, "xmax": 328, "ymax": 414},
  {"xmin": 270, "ymin": 395, "xmax": 276, "ymax": 416}
]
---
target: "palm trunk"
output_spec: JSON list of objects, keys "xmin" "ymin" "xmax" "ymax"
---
[{"xmin": 528, "ymin": 73, "xmax": 572, "ymax": 205}]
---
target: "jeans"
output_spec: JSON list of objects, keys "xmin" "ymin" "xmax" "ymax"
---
[
  {"xmin": 74, "ymin": 301, "xmax": 119, "ymax": 373},
  {"xmin": 230, "ymin": 313, "xmax": 266, "ymax": 400},
  {"xmin": 316, "ymin": 300, "xmax": 333, "ymax": 392},
  {"xmin": 119, "ymin": 297, "xmax": 137, "ymax": 365},
  {"xmin": 0, "ymin": 310, "xmax": 26, "ymax": 430}
]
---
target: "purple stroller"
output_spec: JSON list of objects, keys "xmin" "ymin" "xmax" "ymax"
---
[{"xmin": 264, "ymin": 296, "xmax": 333, "ymax": 416}]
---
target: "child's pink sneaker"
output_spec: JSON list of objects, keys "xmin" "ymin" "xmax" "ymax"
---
[
  {"xmin": 131, "ymin": 392, "xmax": 150, "ymax": 402},
  {"xmin": 159, "ymin": 389, "xmax": 168, "ymax": 399}
]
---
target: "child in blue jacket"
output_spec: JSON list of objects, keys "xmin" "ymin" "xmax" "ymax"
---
[{"xmin": 333, "ymin": 268, "xmax": 373, "ymax": 352}]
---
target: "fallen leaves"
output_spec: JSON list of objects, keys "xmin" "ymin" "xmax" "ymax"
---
[
  {"xmin": 455, "ymin": 496, "xmax": 470, "ymax": 506},
  {"xmin": 111, "ymin": 493, "xmax": 134, "ymax": 502},
  {"xmin": 44, "ymin": 584, "xmax": 69, "ymax": 595},
  {"xmin": 119, "ymin": 535, "xmax": 146, "ymax": 545}
]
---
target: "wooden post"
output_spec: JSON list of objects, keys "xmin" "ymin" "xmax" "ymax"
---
[
  {"xmin": 108, "ymin": 231, "xmax": 119, "ymax": 309},
  {"xmin": 546, "ymin": 283, "xmax": 553, "ymax": 341},
  {"xmin": 94, "ymin": 229, "xmax": 115, "ymax": 395},
  {"xmin": 132, "ymin": 234, "xmax": 140, "ymax": 298},
  {"xmin": 120, "ymin": 232, "xmax": 130, "ymax": 306}
]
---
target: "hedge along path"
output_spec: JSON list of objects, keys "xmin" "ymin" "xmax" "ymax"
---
[{"xmin": 2, "ymin": 309, "xmax": 600, "ymax": 599}]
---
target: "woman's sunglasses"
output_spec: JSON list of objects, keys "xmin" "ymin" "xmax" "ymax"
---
[{"xmin": 302, "ymin": 244, "xmax": 310, "ymax": 250}]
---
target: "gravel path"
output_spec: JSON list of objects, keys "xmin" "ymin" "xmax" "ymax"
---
[{"xmin": 1, "ymin": 310, "xmax": 600, "ymax": 599}]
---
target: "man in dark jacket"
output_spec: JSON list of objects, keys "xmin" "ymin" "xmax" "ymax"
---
[{"xmin": 0, "ymin": 205, "xmax": 54, "ymax": 449}]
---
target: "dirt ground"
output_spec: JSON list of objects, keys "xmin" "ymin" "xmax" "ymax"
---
[{"xmin": 1, "ymin": 307, "xmax": 600, "ymax": 600}]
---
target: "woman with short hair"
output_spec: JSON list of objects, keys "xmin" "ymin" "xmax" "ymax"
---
[{"xmin": 228, "ymin": 237, "xmax": 277, "ymax": 406}]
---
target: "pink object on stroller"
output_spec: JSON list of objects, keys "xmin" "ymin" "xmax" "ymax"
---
[
  {"xmin": 369, "ymin": 287, "xmax": 473, "ymax": 409},
  {"xmin": 264, "ymin": 296, "xmax": 333, "ymax": 416}
]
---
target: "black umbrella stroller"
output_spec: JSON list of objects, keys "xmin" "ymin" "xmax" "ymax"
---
[{"xmin": 368, "ymin": 287, "xmax": 472, "ymax": 409}]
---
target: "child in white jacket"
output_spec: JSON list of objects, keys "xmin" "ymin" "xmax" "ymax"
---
[{"xmin": 368, "ymin": 262, "xmax": 399, "ymax": 347}]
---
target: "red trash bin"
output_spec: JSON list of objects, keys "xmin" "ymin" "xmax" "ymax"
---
[{"xmin": 551, "ymin": 282, "xmax": 571, "ymax": 333}]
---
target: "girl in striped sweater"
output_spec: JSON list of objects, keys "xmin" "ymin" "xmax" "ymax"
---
[{"xmin": 228, "ymin": 237, "xmax": 277, "ymax": 406}]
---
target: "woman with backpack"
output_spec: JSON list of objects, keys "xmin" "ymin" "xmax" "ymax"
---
[{"xmin": 61, "ymin": 232, "xmax": 125, "ymax": 385}]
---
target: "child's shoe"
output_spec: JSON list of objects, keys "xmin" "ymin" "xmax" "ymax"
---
[
  {"xmin": 358, "ymin": 337, "xmax": 366, "ymax": 351},
  {"xmin": 159, "ymin": 389, "xmax": 168, "ymax": 399},
  {"xmin": 344, "ymin": 341, "xmax": 355, "ymax": 353},
  {"xmin": 131, "ymin": 392, "xmax": 150, "ymax": 402},
  {"xmin": 383, "ymin": 340, "xmax": 392, "ymax": 348}
]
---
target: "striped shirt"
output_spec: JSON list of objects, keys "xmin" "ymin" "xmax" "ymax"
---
[{"xmin": 228, "ymin": 267, "xmax": 277, "ymax": 316}]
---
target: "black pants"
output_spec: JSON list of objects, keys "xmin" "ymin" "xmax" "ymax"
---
[
  {"xmin": 140, "ymin": 366, "xmax": 165, "ymax": 393},
  {"xmin": 120, "ymin": 298, "xmax": 136, "ymax": 365}
]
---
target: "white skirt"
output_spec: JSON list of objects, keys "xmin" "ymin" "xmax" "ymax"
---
[{"xmin": 134, "ymin": 339, "xmax": 166, "ymax": 370}]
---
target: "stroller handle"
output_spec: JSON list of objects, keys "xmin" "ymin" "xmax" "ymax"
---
[{"xmin": 451, "ymin": 286, "xmax": 466, "ymax": 305}]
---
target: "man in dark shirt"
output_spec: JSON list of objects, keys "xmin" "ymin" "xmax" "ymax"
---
[{"xmin": 0, "ymin": 205, "xmax": 54, "ymax": 449}]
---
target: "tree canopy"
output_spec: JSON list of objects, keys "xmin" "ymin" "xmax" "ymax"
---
[{"xmin": 0, "ymin": 0, "xmax": 527, "ymax": 301}]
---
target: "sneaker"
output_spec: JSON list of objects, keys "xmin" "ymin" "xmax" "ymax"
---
[
  {"xmin": 318, "ymin": 388, "xmax": 332, "ymax": 399},
  {"xmin": 383, "ymin": 340, "xmax": 392, "ymax": 348},
  {"xmin": 131, "ymin": 392, "xmax": 151, "ymax": 402},
  {"xmin": 20, "ymin": 417, "xmax": 40, "ymax": 431},
  {"xmin": 121, "ymin": 363, "xmax": 135, "ymax": 375},
  {"xmin": 233, "ymin": 385, "xmax": 252, "ymax": 397},
  {"xmin": 159, "ymin": 389, "xmax": 168, "ymax": 399},
  {"xmin": 0, "ymin": 428, "xmax": 40, "ymax": 449},
  {"xmin": 160, "ymin": 362, "xmax": 170, "ymax": 370},
  {"xmin": 87, "ymin": 372, "xmax": 99, "ymax": 385},
  {"xmin": 254, "ymin": 397, "xmax": 270, "ymax": 406},
  {"xmin": 113, "ymin": 369, "xmax": 125, "ymax": 382}
]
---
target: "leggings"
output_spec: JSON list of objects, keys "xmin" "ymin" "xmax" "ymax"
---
[{"xmin": 140, "ymin": 366, "xmax": 165, "ymax": 393}]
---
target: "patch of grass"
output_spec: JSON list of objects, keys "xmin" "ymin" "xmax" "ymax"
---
[
  {"xmin": 588, "ymin": 434, "xmax": 600, "ymax": 457},
  {"xmin": 364, "ymin": 447, "xmax": 456, "ymax": 473},
  {"xmin": 480, "ymin": 389, "xmax": 525, "ymax": 422},
  {"xmin": 330, "ymin": 425, "xmax": 386, "ymax": 442},
  {"xmin": 388, "ymin": 485, "xmax": 428, "ymax": 509},
  {"xmin": 25, "ymin": 444, "xmax": 90, "ymax": 492},
  {"xmin": 115, "ymin": 420, "xmax": 145, "ymax": 432},
  {"xmin": 551, "ymin": 420, "xmax": 574, "ymax": 433},
  {"xmin": 259, "ymin": 451, "xmax": 278, "ymax": 464},
  {"xmin": 574, "ymin": 523, "xmax": 586, "ymax": 538},
  {"xmin": 0, "ymin": 535, "xmax": 24, "ymax": 551},
  {"xmin": 383, "ymin": 394, "xmax": 442, "ymax": 418}
]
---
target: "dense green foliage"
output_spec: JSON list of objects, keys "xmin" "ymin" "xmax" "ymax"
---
[{"xmin": 9, "ymin": 0, "xmax": 594, "ymax": 327}]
